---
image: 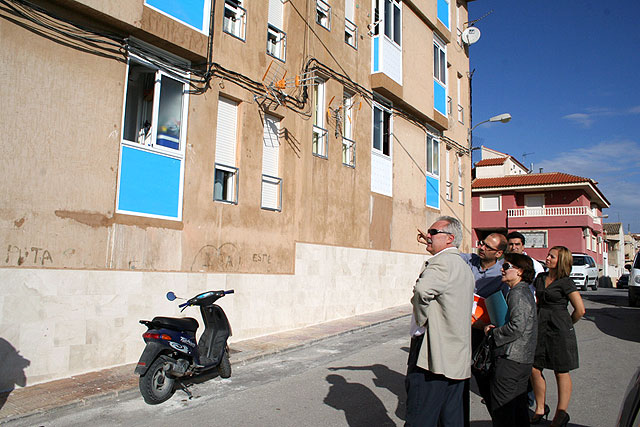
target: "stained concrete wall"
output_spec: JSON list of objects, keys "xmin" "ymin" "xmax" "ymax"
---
[{"xmin": 0, "ymin": 242, "xmax": 425, "ymax": 385}]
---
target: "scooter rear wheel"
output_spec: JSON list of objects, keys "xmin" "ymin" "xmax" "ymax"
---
[
  {"xmin": 218, "ymin": 348, "xmax": 231, "ymax": 379},
  {"xmin": 139, "ymin": 356, "xmax": 176, "ymax": 404}
]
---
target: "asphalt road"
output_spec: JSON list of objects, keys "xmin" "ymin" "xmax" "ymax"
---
[{"xmin": 8, "ymin": 288, "xmax": 639, "ymax": 427}]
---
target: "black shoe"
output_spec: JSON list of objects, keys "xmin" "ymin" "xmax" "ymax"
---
[
  {"xmin": 550, "ymin": 410, "xmax": 570, "ymax": 427},
  {"xmin": 530, "ymin": 404, "xmax": 550, "ymax": 424}
]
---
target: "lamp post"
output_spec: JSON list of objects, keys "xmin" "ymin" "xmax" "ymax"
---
[{"xmin": 468, "ymin": 113, "xmax": 512, "ymax": 150}]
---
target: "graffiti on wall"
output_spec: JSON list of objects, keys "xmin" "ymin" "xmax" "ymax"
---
[
  {"xmin": 5, "ymin": 245, "xmax": 53, "ymax": 266},
  {"xmin": 190, "ymin": 243, "xmax": 241, "ymax": 272}
]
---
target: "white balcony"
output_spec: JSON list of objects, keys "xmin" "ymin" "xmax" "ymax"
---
[{"xmin": 507, "ymin": 206, "xmax": 601, "ymax": 223}]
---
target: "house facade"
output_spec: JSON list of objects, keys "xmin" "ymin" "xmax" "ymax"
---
[
  {"xmin": 1, "ymin": 0, "xmax": 475, "ymax": 384},
  {"xmin": 471, "ymin": 147, "xmax": 610, "ymax": 266},
  {"xmin": 603, "ymin": 222, "xmax": 625, "ymax": 279}
]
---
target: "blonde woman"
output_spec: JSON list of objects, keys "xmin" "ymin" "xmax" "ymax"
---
[{"xmin": 530, "ymin": 246, "xmax": 585, "ymax": 427}]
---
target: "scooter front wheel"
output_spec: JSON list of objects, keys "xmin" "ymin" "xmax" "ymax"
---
[
  {"xmin": 218, "ymin": 348, "xmax": 231, "ymax": 379},
  {"xmin": 139, "ymin": 356, "xmax": 176, "ymax": 404}
]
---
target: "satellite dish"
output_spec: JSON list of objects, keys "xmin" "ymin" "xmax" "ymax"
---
[{"xmin": 461, "ymin": 27, "xmax": 481, "ymax": 45}]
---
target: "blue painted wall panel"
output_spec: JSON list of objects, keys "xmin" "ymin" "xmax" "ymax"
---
[
  {"xmin": 434, "ymin": 80, "xmax": 446, "ymax": 115},
  {"xmin": 373, "ymin": 37, "xmax": 379, "ymax": 72},
  {"xmin": 118, "ymin": 146, "xmax": 182, "ymax": 219},
  {"xmin": 145, "ymin": 0, "xmax": 206, "ymax": 31},
  {"xmin": 437, "ymin": 0, "xmax": 449, "ymax": 28},
  {"xmin": 426, "ymin": 175, "xmax": 440, "ymax": 209}
]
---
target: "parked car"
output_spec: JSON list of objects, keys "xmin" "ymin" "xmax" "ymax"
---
[
  {"xmin": 628, "ymin": 252, "xmax": 640, "ymax": 307},
  {"xmin": 617, "ymin": 273, "xmax": 630, "ymax": 289},
  {"xmin": 570, "ymin": 253, "xmax": 598, "ymax": 291}
]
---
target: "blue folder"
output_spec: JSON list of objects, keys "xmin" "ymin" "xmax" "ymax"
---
[{"xmin": 485, "ymin": 291, "xmax": 509, "ymax": 326}]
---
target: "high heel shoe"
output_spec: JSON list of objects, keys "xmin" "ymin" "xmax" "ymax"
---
[
  {"xmin": 550, "ymin": 410, "xmax": 570, "ymax": 427},
  {"xmin": 530, "ymin": 404, "xmax": 550, "ymax": 424}
]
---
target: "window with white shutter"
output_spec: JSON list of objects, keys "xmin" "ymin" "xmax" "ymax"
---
[
  {"xmin": 344, "ymin": 0, "xmax": 357, "ymax": 48},
  {"xmin": 261, "ymin": 114, "xmax": 282, "ymax": 211},
  {"xmin": 267, "ymin": 0, "xmax": 286, "ymax": 61},
  {"xmin": 214, "ymin": 96, "xmax": 239, "ymax": 204},
  {"xmin": 480, "ymin": 195, "xmax": 501, "ymax": 211}
]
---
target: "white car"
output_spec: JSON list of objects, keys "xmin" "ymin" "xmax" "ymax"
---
[
  {"xmin": 570, "ymin": 253, "xmax": 598, "ymax": 291},
  {"xmin": 628, "ymin": 252, "xmax": 640, "ymax": 307}
]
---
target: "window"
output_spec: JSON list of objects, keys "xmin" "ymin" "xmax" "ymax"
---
[
  {"xmin": 316, "ymin": 0, "xmax": 331, "ymax": 30},
  {"xmin": 433, "ymin": 36, "xmax": 447, "ymax": 115},
  {"xmin": 223, "ymin": 0, "xmax": 246, "ymax": 40},
  {"xmin": 312, "ymin": 78, "xmax": 328, "ymax": 158},
  {"xmin": 214, "ymin": 97, "xmax": 239, "ymax": 204},
  {"xmin": 267, "ymin": 25, "xmax": 287, "ymax": 61},
  {"xmin": 524, "ymin": 194, "xmax": 545, "ymax": 215},
  {"xmin": 118, "ymin": 54, "xmax": 189, "ymax": 220},
  {"xmin": 377, "ymin": 0, "xmax": 401, "ymax": 45},
  {"xmin": 457, "ymin": 154, "xmax": 464, "ymax": 205},
  {"xmin": 144, "ymin": 0, "xmax": 212, "ymax": 34},
  {"xmin": 372, "ymin": 102, "xmax": 391, "ymax": 156},
  {"xmin": 426, "ymin": 135, "xmax": 439, "ymax": 209},
  {"xmin": 262, "ymin": 114, "xmax": 282, "ymax": 211},
  {"xmin": 267, "ymin": 0, "xmax": 286, "ymax": 61},
  {"xmin": 480, "ymin": 195, "xmax": 501, "ymax": 211},
  {"xmin": 437, "ymin": 0, "xmax": 449, "ymax": 29},
  {"xmin": 445, "ymin": 149, "xmax": 452, "ymax": 201},
  {"xmin": 342, "ymin": 91, "xmax": 356, "ymax": 167},
  {"xmin": 457, "ymin": 75, "xmax": 464, "ymax": 123},
  {"xmin": 456, "ymin": 3, "xmax": 462, "ymax": 45},
  {"xmin": 345, "ymin": 0, "xmax": 357, "ymax": 49},
  {"xmin": 371, "ymin": 99, "xmax": 392, "ymax": 196},
  {"xmin": 521, "ymin": 231, "xmax": 548, "ymax": 248},
  {"xmin": 426, "ymin": 135, "xmax": 439, "ymax": 175}
]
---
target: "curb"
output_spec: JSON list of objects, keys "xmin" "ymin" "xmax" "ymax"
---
[{"xmin": 0, "ymin": 305, "xmax": 410, "ymax": 424}]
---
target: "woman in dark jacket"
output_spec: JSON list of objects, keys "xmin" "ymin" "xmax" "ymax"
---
[
  {"xmin": 483, "ymin": 253, "xmax": 537, "ymax": 427},
  {"xmin": 530, "ymin": 246, "xmax": 585, "ymax": 427}
]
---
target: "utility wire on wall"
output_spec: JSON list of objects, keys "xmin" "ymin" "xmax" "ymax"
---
[{"xmin": 1, "ymin": 0, "xmax": 470, "ymax": 156}]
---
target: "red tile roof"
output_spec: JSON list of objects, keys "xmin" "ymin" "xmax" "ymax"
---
[
  {"xmin": 472, "ymin": 172, "xmax": 611, "ymax": 207},
  {"xmin": 475, "ymin": 157, "xmax": 507, "ymax": 166},
  {"xmin": 472, "ymin": 172, "xmax": 591, "ymax": 188}
]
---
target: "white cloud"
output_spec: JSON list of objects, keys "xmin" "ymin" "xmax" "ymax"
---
[
  {"xmin": 563, "ymin": 106, "xmax": 640, "ymax": 127},
  {"xmin": 562, "ymin": 113, "xmax": 593, "ymax": 128}
]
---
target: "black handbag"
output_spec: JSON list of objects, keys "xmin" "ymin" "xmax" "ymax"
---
[{"xmin": 471, "ymin": 334, "xmax": 494, "ymax": 375}]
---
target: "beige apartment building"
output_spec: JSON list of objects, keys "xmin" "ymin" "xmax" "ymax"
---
[{"xmin": 1, "ymin": 0, "xmax": 474, "ymax": 384}]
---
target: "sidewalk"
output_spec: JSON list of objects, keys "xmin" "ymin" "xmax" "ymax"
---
[{"xmin": 0, "ymin": 305, "xmax": 411, "ymax": 423}]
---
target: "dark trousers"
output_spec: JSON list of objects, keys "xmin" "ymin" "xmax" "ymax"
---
[
  {"xmin": 463, "ymin": 329, "xmax": 492, "ymax": 427},
  {"xmin": 405, "ymin": 335, "xmax": 465, "ymax": 427}
]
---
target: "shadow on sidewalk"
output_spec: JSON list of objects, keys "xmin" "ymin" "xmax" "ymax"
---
[{"xmin": 0, "ymin": 337, "xmax": 31, "ymax": 410}]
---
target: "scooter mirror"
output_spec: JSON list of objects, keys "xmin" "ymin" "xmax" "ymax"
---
[{"xmin": 166, "ymin": 291, "xmax": 177, "ymax": 301}]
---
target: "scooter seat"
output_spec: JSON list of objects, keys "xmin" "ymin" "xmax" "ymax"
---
[{"xmin": 151, "ymin": 316, "xmax": 199, "ymax": 332}]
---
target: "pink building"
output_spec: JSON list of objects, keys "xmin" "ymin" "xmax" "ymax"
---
[{"xmin": 471, "ymin": 147, "xmax": 610, "ymax": 266}]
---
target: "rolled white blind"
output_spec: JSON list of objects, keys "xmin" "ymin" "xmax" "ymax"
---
[
  {"xmin": 345, "ymin": 0, "xmax": 354, "ymax": 22},
  {"xmin": 215, "ymin": 96, "xmax": 238, "ymax": 167},
  {"xmin": 268, "ymin": 0, "xmax": 284, "ymax": 30}
]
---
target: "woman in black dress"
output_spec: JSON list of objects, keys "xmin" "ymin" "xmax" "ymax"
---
[{"xmin": 530, "ymin": 246, "xmax": 585, "ymax": 427}]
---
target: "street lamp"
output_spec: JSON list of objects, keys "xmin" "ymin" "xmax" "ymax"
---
[{"xmin": 468, "ymin": 113, "xmax": 512, "ymax": 149}]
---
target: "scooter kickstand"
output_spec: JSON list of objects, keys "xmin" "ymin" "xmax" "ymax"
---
[{"xmin": 178, "ymin": 382, "xmax": 193, "ymax": 400}]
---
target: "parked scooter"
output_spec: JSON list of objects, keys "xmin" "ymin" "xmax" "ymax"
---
[{"xmin": 135, "ymin": 289, "xmax": 234, "ymax": 404}]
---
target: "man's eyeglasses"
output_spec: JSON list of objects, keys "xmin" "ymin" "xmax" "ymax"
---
[
  {"xmin": 479, "ymin": 240, "xmax": 499, "ymax": 252},
  {"xmin": 427, "ymin": 229, "xmax": 452, "ymax": 236},
  {"xmin": 502, "ymin": 262, "xmax": 516, "ymax": 271}
]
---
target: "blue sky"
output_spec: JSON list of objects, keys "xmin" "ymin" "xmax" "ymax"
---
[{"xmin": 467, "ymin": 1, "xmax": 640, "ymax": 233}]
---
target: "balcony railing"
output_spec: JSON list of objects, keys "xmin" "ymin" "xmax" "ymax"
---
[{"xmin": 507, "ymin": 206, "xmax": 601, "ymax": 223}]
